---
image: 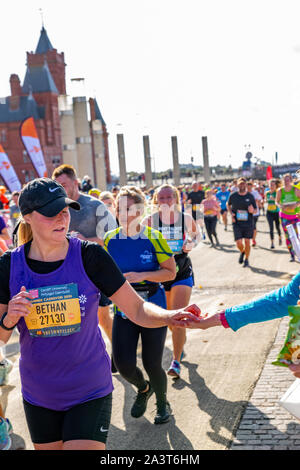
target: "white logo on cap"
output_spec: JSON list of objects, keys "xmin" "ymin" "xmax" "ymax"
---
[{"xmin": 49, "ymin": 187, "xmax": 60, "ymax": 193}]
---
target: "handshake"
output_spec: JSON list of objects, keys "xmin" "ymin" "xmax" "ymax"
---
[{"xmin": 168, "ymin": 304, "xmax": 225, "ymax": 330}]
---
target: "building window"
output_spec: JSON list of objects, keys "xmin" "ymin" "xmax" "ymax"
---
[
  {"xmin": 24, "ymin": 171, "xmax": 30, "ymax": 183},
  {"xmin": 0, "ymin": 129, "xmax": 6, "ymax": 143},
  {"xmin": 76, "ymin": 136, "xmax": 91, "ymax": 144},
  {"xmin": 63, "ymin": 144, "xmax": 76, "ymax": 151},
  {"xmin": 52, "ymin": 156, "xmax": 61, "ymax": 165},
  {"xmin": 23, "ymin": 151, "xmax": 30, "ymax": 163},
  {"xmin": 47, "ymin": 120, "xmax": 53, "ymax": 144}
]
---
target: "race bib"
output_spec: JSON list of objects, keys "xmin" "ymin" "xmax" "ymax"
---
[
  {"xmin": 166, "ymin": 239, "xmax": 184, "ymax": 254},
  {"xmin": 236, "ymin": 210, "xmax": 249, "ymax": 221},
  {"xmin": 204, "ymin": 209, "xmax": 214, "ymax": 216},
  {"xmin": 160, "ymin": 226, "xmax": 184, "ymax": 254},
  {"xmin": 268, "ymin": 204, "xmax": 277, "ymax": 212},
  {"xmin": 25, "ymin": 283, "xmax": 81, "ymax": 338}
]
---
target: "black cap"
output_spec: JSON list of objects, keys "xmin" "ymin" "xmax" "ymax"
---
[{"xmin": 19, "ymin": 177, "xmax": 80, "ymax": 217}]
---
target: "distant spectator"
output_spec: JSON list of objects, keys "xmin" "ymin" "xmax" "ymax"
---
[
  {"xmin": 9, "ymin": 191, "xmax": 20, "ymax": 229},
  {"xmin": 81, "ymin": 175, "xmax": 93, "ymax": 193},
  {"xmin": 88, "ymin": 188, "xmax": 101, "ymax": 199}
]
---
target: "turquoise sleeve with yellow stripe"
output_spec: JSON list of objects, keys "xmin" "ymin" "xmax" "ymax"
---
[{"xmin": 103, "ymin": 227, "xmax": 121, "ymax": 252}]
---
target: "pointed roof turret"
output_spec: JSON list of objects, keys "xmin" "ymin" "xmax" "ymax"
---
[
  {"xmin": 35, "ymin": 27, "xmax": 54, "ymax": 54},
  {"xmin": 22, "ymin": 61, "xmax": 58, "ymax": 94},
  {"xmin": 94, "ymin": 99, "xmax": 106, "ymax": 126}
]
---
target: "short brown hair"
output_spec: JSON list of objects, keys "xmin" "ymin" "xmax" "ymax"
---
[
  {"xmin": 116, "ymin": 186, "xmax": 145, "ymax": 207},
  {"xmin": 52, "ymin": 164, "xmax": 77, "ymax": 181},
  {"xmin": 238, "ymin": 177, "xmax": 247, "ymax": 184}
]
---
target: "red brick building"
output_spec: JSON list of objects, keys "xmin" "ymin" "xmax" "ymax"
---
[
  {"xmin": 0, "ymin": 27, "xmax": 64, "ymax": 184},
  {"xmin": 0, "ymin": 27, "xmax": 111, "ymax": 186}
]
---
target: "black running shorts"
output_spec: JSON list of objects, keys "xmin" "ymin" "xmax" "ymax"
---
[
  {"xmin": 23, "ymin": 393, "xmax": 112, "ymax": 445},
  {"xmin": 232, "ymin": 223, "xmax": 253, "ymax": 241}
]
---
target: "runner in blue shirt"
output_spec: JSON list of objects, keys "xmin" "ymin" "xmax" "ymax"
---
[
  {"xmin": 104, "ymin": 186, "xmax": 177, "ymax": 424},
  {"xmin": 216, "ymin": 183, "xmax": 231, "ymax": 231}
]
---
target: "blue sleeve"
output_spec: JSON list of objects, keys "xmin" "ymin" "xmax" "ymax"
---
[{"xmin": 225, "ymin": 272, "xmax": 300, "ymax": 331}]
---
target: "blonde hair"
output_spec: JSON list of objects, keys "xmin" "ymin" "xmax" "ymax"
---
[
  {"xmin": 17, "ymin": 218, "xmax": 33, "ymax": 246},
  {"xmin": 99, "ymin": 191, "xmax": 115, "ymax": 203},
  {"xmin": 116, "ymin": 186, "xmax": 146, "ymax": 208},
  {"xmin": 152, "ymin": 184, "xmax": 181, "ymax": 211},
  {"xmin": 270, "ymin": 178, "xmax": 281, "ymax": 189}
]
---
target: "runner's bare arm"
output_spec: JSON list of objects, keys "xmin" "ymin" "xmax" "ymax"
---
[
  {"xmin": 0, "ymin": 228, "xmax": 10, "ymax": 241},
  {"xmin": 182, "ymin": 213, "xmax": 201, "ymax": 252},
  {"xmin": 124, "ymin": 257, "xmax": 176, "ymax": 283}
]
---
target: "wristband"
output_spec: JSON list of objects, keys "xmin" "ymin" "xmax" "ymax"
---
[
  {"xmin": 0, "ymin": 312, "xmax": 16, "ymax": 331},
  {"xmin": 219, "ymin": 310, "xmax": 230, "ymax": 329}
]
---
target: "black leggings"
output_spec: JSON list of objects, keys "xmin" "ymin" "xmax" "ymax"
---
[
  {"xmin": 112, "ymin": 315, "xmax": 168, "ymax": 403},
  {"xmin": 204, "ymin": 215, "xmax": 218, "ymax": 243},
  {"xmin": 266, "ymin": 211, "xmax": 281, "ymax": 241}
]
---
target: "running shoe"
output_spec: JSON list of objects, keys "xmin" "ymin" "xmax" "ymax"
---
[
  {"xmin": 238, "ymin": 252, "xmax": 245, "ymax": 264},
  {"xmin": 290, "ymin": 254, "xmax": 295, "ymax": 262},
  {"xmin": 270, "ymin": 242, "xmax": 275, "ymax": 249},
  {"xmin": 167, "ymin": 360, "xmax": 181, "ymax": 378},
  {"xmin": 0, "ymin": 417, "xmax": 11, "ymax": 450},
  {"xmin": 154, "ymin": 401, "xmax": 172, "ymax": 424},
  {"xmin": 243, "ymin": 259, "xmax": 249, "ymax": 268},
  {"xmin": 131, "ymin": 381, "xmax": 153, "ymax": 418},
  {"xmin": 0, "ymin": 358, "xmax": 13, "ymax": 386}
]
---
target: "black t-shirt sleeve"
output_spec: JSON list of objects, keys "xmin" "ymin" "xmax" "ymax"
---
[
  {"xmin": 81, "ymin": 241, "xmax": 126, "ymax": 297},
  {"xmin": 250, "ymin": 193, "xmax": 257, "ymax": 209},
  {"xmin": 0, "ymin": 251, "xmax": 12, "ymax": 304},
  {"xmin": 0, "ymin": 241, "xmax": 127, "ymax": 304}
]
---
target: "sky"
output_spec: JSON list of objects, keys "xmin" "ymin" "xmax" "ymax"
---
[{"xmin": 1, "ymin": 0, "xmax": 300, "ymax": 175}]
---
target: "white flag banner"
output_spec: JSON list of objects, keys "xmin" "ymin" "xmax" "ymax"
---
[
  {"xmin": 20, "ymin": 117, "xmax": 48, "ymax": 178},
  {"xmin": 287, "ymin": 224, "xmax": 300, "ymax": 260},
  {"xmin": 0, "ymin": 144, "xmax": 22, "ymax": 192}
]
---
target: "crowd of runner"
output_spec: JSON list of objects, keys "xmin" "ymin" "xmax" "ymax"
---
[{"xmin": 1, "ymin": 166, "xmax": 300, "ymax": 450}]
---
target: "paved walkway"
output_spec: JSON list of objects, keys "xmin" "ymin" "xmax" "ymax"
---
[{"xmin": 231, "ymin": 316, "xmax": 300, "ymax": 450}]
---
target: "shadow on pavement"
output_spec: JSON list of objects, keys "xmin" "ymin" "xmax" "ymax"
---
[
  {"xmin": 249, "ymin": 265, "xmax": 294, "ymax": 279},
  {"xmin": 172, "ymin": 360, "xmax": 300, "ymax": 449},
  {"xmin": 107, "ymin": 368, "xmax": 194, "ymax": 450}
]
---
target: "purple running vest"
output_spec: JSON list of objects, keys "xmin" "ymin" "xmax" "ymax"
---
[{"xmin": 9, "ymin": 237, "xmax": 113, "ymax": 411}]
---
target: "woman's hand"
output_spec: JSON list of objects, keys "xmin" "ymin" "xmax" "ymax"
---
[
  {"xmin": 182, "ymin": 239, "xmax": 194, "ymax": 253},
  {"xmin": 4, "ymin": 286, "xmax": 34, "ymax": 328},
  {"xmin": 166, "ymin": 306, "xmax": 223, "ymax": 330},
  {"xmin": 124, "ymin": 272, "xmax": 145, "ymax": 283},
  {"xmin": 164, "ymin": 304, "xmax": 204, "ymax": 328}
]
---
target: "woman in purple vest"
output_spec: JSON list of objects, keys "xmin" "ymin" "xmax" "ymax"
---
[{"xmin": 0, "ymin": 178, "xmax": 200, "ymax": 451}]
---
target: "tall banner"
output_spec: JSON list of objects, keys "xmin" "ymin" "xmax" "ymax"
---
[
  {"xmin": 20, "ymin": 117, "xmax": 48, "ymax": 178},
  {"xmin": 0, "ymin": 144, "xmax": 22, "ymax": 192},
  {"xmin": 266, "ymin": 165, "xmax": 273, "ymax": 180}
]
